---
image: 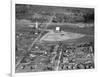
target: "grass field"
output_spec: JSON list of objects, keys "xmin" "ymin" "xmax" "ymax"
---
[{"xmin": 40, "ymin": 30, "xmax": 85, "ymax": 41}]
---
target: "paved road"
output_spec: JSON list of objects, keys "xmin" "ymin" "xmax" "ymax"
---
[
  {"xmin": 29, "ymin": 23, "xmax": 93, "ymax": 27},
  {"xmin": 55, "ymin": 46, "xmax": 63, "ymax": 70},
  {"xmin": 51, "ymin": 45, "xmax": 59, "ymax": 64},
  {"xmin": 15, "ymin": 14, "xmax": 55, "ymax": 70}
]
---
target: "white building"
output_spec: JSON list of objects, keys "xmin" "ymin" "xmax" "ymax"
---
[
  {"xmin": 35, "ymin": 21, "xmax": 38, "ymax": 29},
  {"xmin": 55, "ymin": 27, "xmax": 61, "ymax": 32}
]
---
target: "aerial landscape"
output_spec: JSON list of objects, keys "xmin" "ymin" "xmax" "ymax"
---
[{"xmin": 15, "ymin": 4, "xmax": 94, "ymax": 73}]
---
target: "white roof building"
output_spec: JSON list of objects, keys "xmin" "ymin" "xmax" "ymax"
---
[{"xmin": 56, "ymin": 27, "xmax": 60, "ymax": 31}]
